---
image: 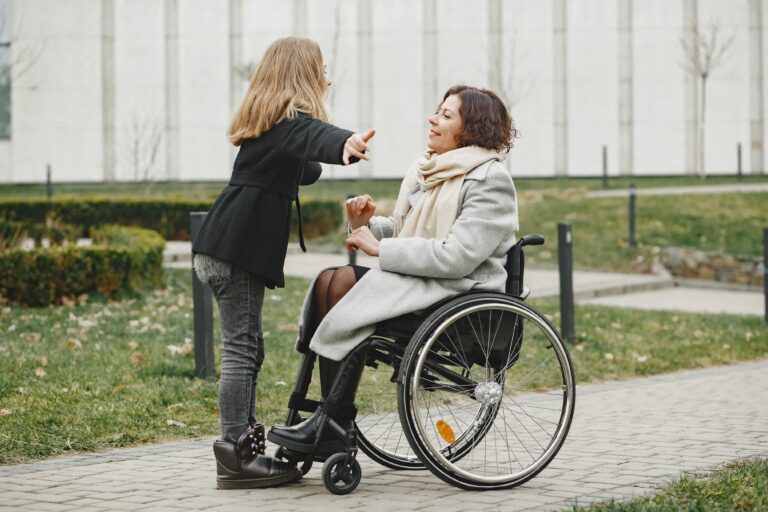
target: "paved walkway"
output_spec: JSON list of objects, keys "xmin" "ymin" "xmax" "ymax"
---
[
  {"xmin": 2, "ymin": 360, "xmax": 766, "ymax": 511},
  {"xmin": 588, "ymin": 182, "xmax": 768, "ymax": 198}
]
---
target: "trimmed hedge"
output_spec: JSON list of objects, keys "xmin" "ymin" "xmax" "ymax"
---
[
  {"xmin": 0, "ymin": 225, "xmax": 164, "ymax": 307},
  {"xmin": 0, "ymin": 219, "xmax": 81, "ymax": 248},
  {"xmin": 0, "ymin": 196, "xmax": 343, "ymax": 241}
]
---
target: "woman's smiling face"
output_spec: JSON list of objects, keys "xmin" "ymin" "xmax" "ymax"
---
[{"xmin": 427, "ymin": 94, "xmax": 463, "ymax": 154}]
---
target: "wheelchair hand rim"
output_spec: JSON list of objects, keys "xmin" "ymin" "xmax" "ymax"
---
[{"xmin": 408, "ymin": 301, "xmax": 575, "ymax": 485}]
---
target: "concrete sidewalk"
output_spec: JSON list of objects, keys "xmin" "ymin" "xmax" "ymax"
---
[
  {"xmin": 588, "ymin": 182, "xmax": 768, "ymax": 198},
  {"xmin": 2, "ymin": 360, "xmax": 767, "ymax": 511},
  {"xmin": 167, "ymin": 243, "xmax": 765, "ymax": 317}
]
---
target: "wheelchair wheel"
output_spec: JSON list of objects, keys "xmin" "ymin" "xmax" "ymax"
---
[
  {"xmin": 355, "ymin": 343, "xmax": 424, "ymax": 470},
  {"xmin": 322, "ymin": 452, "xmax": 362, "ymax": 495},
  {"xmin": 398, "ymin": 293, "xmax": 575, "ymax": 490}
]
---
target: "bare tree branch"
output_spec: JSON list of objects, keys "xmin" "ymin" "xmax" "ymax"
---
[
  {"xmin": 679, "ymin": 19, "xmax": 734, "ymax": 177},
  {"xmin": 121, "ymin": 114, "xmax": 164, "ymax": 192},
  {"xmin": 502, "ymin": 32, "xmax": 536, "ymax": 109}
]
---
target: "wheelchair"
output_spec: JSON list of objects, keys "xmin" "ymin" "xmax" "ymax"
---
[{"xmin": 273, "ymin": 234, "xmax": 576, "ymax": 494}]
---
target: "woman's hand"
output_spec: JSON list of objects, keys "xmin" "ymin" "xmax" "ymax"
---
[
  {"xmin": 345, "ymin": 226, "xmax": 380, "ymax": 256},
  {"xmin": 342, "ymin": 130, "xmax": 376, "ymax": 165},
  {"xmin": 346, "ymin": 194, "xmax": 376, "ymax": 229}
]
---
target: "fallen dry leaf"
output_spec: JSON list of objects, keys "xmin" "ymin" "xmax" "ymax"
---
[
  {"xmin": 167, "ymin": 344, "xmax": 183, "ymax": 355},
  {"xmin": 128, "ymin": 340, "xmax": 139, "ymax": 350},
  {"xmin": 0, "ymin": 408, "xmax": 12, "ymax": 416},
  {"xmin": 77, "ymin": 318, "xmax": 97, "ymax": 329},
  {"xmin": 166, "ymin": 419, "xmax": 187, "ymax": 428},
  {"xmin": 35, "ymin": 367, "xmax": 46, "ymax": 378},
  {"xmin": 131, "ymin": 353, "xmax": 146, "ymax": 363},
  {"xmin": 66, "ymin": 338, "xmax": 82, "ymax": 349},
  {"xmin": 39, "ymin": 356, "xmax": 48, "ymax": 366},
  {"xmin": 78, "ymin": 293, "xmax": 89, "ymax": 306}
]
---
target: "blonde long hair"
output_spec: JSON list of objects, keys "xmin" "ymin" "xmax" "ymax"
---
[{"xmin": 228, "ymin": 37, "xmax": 330, "ymax": 146}]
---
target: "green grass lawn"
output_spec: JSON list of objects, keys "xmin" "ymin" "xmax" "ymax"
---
[
  {"xmin": 1, "ymin": 269, "xmax": 767, "ymax": 464},
  {"xmin": 309, "ymin": 191, "xmax": 768, "ymax": 274},
  {"xmin": 574, "ymin": 458, "xmax": 768, "ymax": 511},
  {"xmin": 520, "ymin": 191, "xmax": 768, "ymax": 272},
  {"xmin": 1, "ymin": 174, "xmax": 767, "ymax": 201}
]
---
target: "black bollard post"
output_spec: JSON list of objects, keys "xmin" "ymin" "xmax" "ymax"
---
[
  {"xmin": 602, "ymin": 145, "xmax": 608, "ymax": 189},
  {"xmin": 190, "ymin": 212, "xmax": 216, "ymax": 380},
  {"xmin": 558, "ymin": 223, "xmax": 575, "ymax": 343},
  {"xmin": 46, "ymin": 164, "xmax": 53, "ymax": 201},
  {"xmin": 346, "ymin": 194, "xmax": 357, "ymax": 266},
  {"xmin": 737, "ymin": 143, "xmax": 743, "ymax": 181},
  {"xmin": 764, "ymin": 228, "xmax": 767, "ymax": 325},
  {"xmin": 628, "ymin": 183, "xmax": 637, "ymax": 248}
]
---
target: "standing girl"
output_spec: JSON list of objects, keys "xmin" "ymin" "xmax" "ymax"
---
[{"xmin": 192, "ymin": 36, "xmax": 374, "ymax": 489}]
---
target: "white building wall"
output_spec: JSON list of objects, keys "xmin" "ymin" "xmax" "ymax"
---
[
  {"xmin": 2, "ymin": 0, "xmax": 766, "ymax": 183},
  {"xmin": 114, "ymin": 0, "xmax": 166, "ymax": 181},
  {"xmin": 702, "ymin": 0, "xmax": 750, "ymax": 174},
  {"xmin": 568, "ymin": 0, "xmax": 619, "ymax": 176},
  {"xmin": 11, "ymin": 0, "xmax": 105, "ymax": 182},
  {"xmin": 0, "ymin": 139, "xmax": 10, "ymax": 181},
  {"xmin": 633, "ymin": 0, "xmax": 688, "ymax": 176}
]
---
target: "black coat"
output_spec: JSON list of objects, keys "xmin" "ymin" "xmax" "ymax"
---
[{"xmin": 192, "ymin": 114, "xmax": 353, "ymax": 288}]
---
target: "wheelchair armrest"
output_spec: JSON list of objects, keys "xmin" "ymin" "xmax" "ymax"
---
[{"xmin": 517, "ymin": 234, "xmax": 545, "ymax": 247}]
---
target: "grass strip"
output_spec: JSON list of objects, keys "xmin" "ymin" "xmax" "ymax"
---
[
  {"xmin": 1, "ymin": 175, "xmax": 767, "ymax": 200},
  {"xmin": 574, "ymin": 458, "xmax": 768, "ymax": 511}
]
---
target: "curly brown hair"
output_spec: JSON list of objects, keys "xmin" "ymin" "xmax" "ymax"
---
[{"xmin": 441, "ymin": 85, "xmax": 519, "ymax": 153}]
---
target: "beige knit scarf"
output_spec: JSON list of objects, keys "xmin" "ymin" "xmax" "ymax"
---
[{"xmin": 393, "ymin": 146, "xmax": 505, "ymax": 240}]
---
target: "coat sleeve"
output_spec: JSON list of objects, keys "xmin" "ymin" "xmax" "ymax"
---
[
  {"xmin": 300, "ymin": 162, "xmax": 323, "ymax": 186},
  {"xmin": 276, "ymin": 115, "xmax": 354, "ymax": 165},
  {"xmin": 368, "ymin": 215, "xmax": 396, "ymax": 240},
  {"xmin": 377, "ymin": 167, "xmax": 518, "ymax": 279}
]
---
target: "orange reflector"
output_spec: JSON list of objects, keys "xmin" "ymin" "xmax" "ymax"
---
[{"xmin": 436, "ymin": 420, "xmax": 455, "ymax": 444}]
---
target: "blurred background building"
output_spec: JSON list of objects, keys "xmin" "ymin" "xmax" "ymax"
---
[{"xmin": 0, "ymin": 0, "xmax": 765, "ymax": 183}]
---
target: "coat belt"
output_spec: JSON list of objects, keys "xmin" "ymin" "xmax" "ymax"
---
[{"xmin": 228, "ymin": 170, "xmax": 307, "ymax": 252}]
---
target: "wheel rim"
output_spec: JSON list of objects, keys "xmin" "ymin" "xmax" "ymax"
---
[
  {"xmin": 407, "ymin": 301, "xmax": 575, "ymax": 485},
  {"xmin": 355, "ymin": 346, "xmax": 422, "ymax": 467}
]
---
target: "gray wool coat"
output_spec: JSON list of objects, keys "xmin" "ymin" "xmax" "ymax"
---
[{"xmin": 300, "ymin": 160, "xmax": 519, "ymax": 361}]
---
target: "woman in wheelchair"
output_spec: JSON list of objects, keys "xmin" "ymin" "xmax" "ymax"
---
[{"xmin": 268, "ymin": 84, "xmax": 521, "ymax": 463}]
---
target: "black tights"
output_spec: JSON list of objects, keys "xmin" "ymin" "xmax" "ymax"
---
[{"xmin": 313, "ymin": 265, "xmax": 368, "ymax": 327}]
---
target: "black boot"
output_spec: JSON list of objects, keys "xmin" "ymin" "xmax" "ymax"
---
[
  {"xmin": 268, "ymin": 348, "xmax": 367, "ymax": 455},
  {"xmin": 214, "ymin": 424, "xmax": 302, "ymax": 489}
]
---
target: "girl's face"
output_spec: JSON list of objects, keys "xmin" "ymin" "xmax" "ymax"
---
[
  {"xmin": 427, "ymin": 94, "xmax": 463, "ymax": 154},
  {"xmin": 323, "ymin": 64, "xmax": 331, "ymax": 89}
]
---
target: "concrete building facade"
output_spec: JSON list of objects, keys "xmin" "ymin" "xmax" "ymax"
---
[{"xmin": 0, "ymin": 0, "xmax": 765, "ymax": 183}]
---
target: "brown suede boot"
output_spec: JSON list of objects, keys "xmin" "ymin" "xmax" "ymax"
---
[{"xmin": 214, "ymin": 424, "xmax": 301, "ymax": 489}]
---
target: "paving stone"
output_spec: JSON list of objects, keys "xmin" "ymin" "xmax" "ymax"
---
[{"xmin": 2, "ymin": 360, "xmax": 768, "ymax": 511}]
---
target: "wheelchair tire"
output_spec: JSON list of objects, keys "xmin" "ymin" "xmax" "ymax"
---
[
  {"xmin": 322, "ymin": 452, "xmax": 362, "ymax": 495},
  {"xmin": 354, "ymin": 342, "xmax": 425, "ymax": 470},
  {"xmin": 398, "ymin": 293, "xmax": 575, "ymax": 490}
]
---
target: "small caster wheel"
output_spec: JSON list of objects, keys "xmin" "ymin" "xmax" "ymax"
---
[{"xmin": 322, "ymin": 452, "xmax": 361, "ymax": 495}]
